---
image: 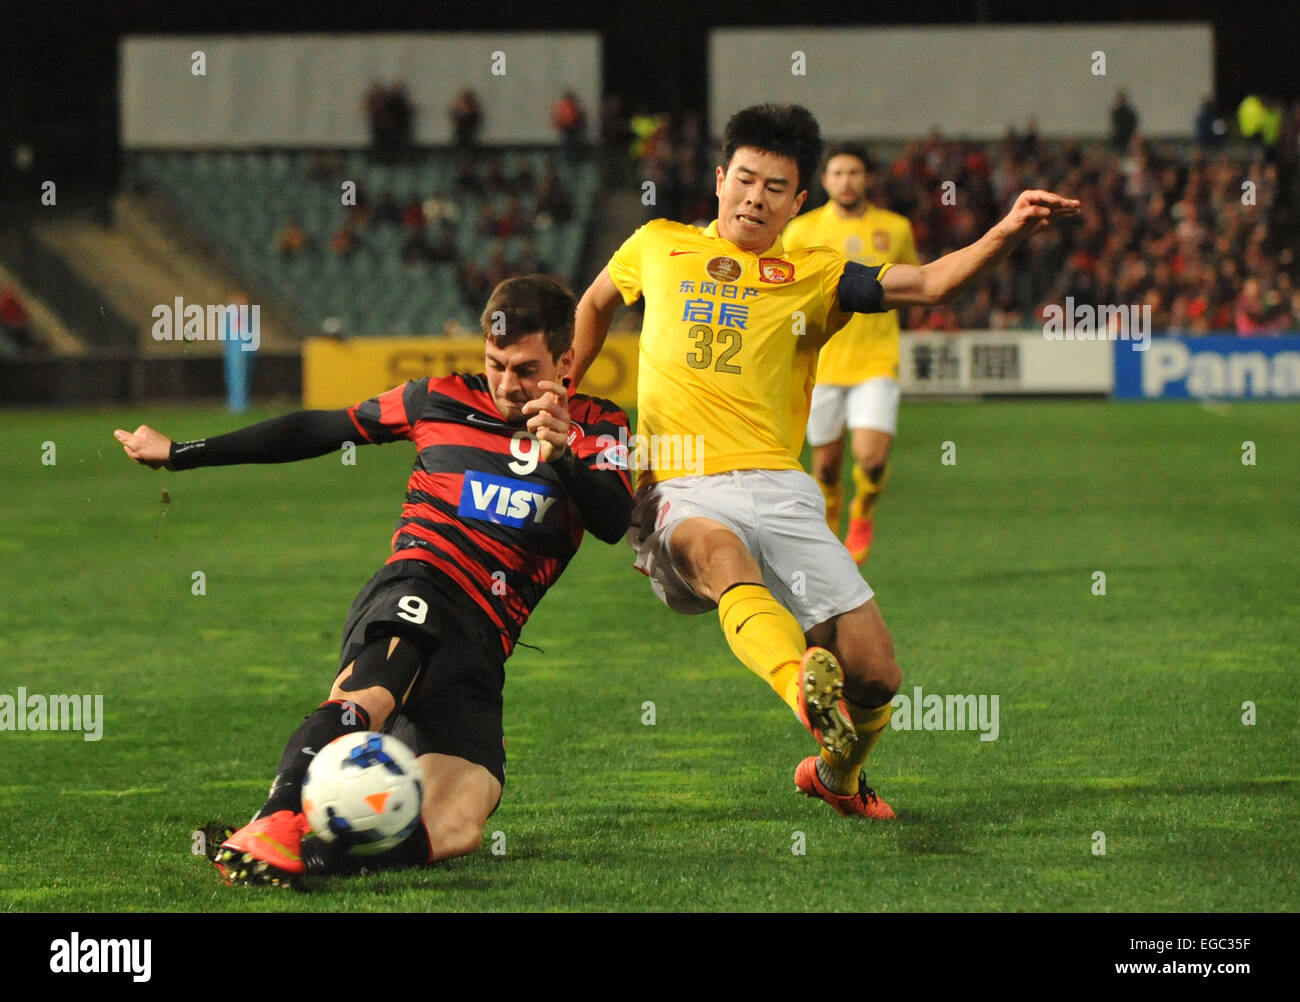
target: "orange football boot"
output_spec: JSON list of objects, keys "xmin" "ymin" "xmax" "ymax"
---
[
  {"xmin": 844, "ymin": 516, "xmax": 874, "ymax": 565},
  {"xmin": 213, "ymin": 810, "xmax": 310, "ymax": 886},
  {"xmin": 794, "ymin": 756, "xmax": 896, "ymax": 820}
]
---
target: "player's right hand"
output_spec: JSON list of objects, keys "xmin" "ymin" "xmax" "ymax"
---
[
  {"xmin": 522, "ymin": 379, "xmax": 572, "ymax": 463},
  {"xmin": 114, "ymin": 424, "xmax": 174, "ymax": 470}
]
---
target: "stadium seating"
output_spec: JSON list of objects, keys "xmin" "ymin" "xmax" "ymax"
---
[{"xmin": 129, "ymin": 149, "xmax": 597, "ymax": 336}]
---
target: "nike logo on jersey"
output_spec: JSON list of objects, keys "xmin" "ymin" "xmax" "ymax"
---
[
  {"xmin": 459, "ymin": 471, "xmax": 558, "ymax": 531},
  {"xmin": 465, "ymin": 412, "xmax": 509, "ymax": 428},
  {"xmin": 669, "ymin": 249, "xmax": 698, "ymax": 256}
]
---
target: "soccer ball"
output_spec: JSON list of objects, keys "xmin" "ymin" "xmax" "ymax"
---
[{"xmin": 302, "ymin": 732, "xmax": 424, "ymax": 855}]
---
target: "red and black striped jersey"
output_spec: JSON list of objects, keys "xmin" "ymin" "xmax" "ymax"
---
[{"xmin": 346, "ymin": 373, "xmax": 633, "ymax": 656}]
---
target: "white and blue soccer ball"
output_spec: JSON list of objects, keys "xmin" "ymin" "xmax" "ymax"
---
[{"xmin": 302, "ymin": 732, "xmax": 423, "ymax": 855}]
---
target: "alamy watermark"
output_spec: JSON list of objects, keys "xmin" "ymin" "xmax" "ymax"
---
[
  {"xmin": 0, "ymin": 687, "xmax": 104, "ymax": 741},
  {"xmin": 50, "ymin": 933, "xmax": 150, "ymax": 981},
  {"xmin": 590, "ymin": 425, "xmax": 705, "ymax": 475},
  {"xmin": 151, "ymin": 297, "xmax": 260, "ymax": 352},
  {"xmin": 1042, "ymin": 298, "xmax": 1150, "ymax": 352},
  {"xmin": 891, "ymin": 685, "xmax": 999, "ymax": 741}
]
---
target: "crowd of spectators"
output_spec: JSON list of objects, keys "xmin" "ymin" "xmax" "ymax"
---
[
  {"xmin": 327, "ymin": 82, "xmax": 583, "ymax": 278},
  {"xmin": 617, "ymin": 98, "xmax": 1300, "ymax": 335},
  {"xmin": 877, "ymin": 108, "xmax": 1300, "ymax": 335},
  {"xmin": 366, "ymin": 81, "xmax": 591, "ymax": 156},
  {"xmin": 448, "ymin": 87, "xmax": 590, "ymax": 153},
  {"xmin": 274, "ymin": 85, "xmax": 1300, "ymax": 338},
  {"xmin": 340, "ymin": 84, "xmax": 585, "ymax": 317},
  {"xmin": 624, "ymin": 108, "xmax": 715, "ymax": 227},
  {"xmin": 260, "ymin": 83, "xmax": 601, "ymax": 331},
  {"xmin": 273, "ymin": 151, "xmax": 574, "ymax": 309}
]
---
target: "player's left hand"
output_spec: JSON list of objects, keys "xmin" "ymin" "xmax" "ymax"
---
[
  {"xmin": 1001, "ymin": 189, "xmax": 1081, "ymax": 239},
  {"xmin": 114, "ymin": 424, "xmax": 175, "ymax": 470},
  {"xmin": 522, "ymin": 379, "xmax": 571, "ymax": 462}
]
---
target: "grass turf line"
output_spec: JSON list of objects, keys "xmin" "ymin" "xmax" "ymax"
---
[{"xmin": 0, "ymin": 400, "xmax": 1295, "ymax": 911}]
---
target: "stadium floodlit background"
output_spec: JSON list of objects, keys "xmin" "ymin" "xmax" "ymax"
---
[{"xmin": 1, "ymin": 0, "xmax": 1296, "ymax": 930}]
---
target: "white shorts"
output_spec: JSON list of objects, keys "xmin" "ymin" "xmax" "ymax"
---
[
  {"xmin": 806, "ymin": 377, "xmax": 901, "ymax": 446},
  {"xmin": 627, "ymin": 469, "xmax": 874, "ymax": 632}
]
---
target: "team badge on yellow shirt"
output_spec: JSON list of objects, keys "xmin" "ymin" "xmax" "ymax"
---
[{"xmin": 759, "ymin": 259, "xmax": 794, "ymax": 283}]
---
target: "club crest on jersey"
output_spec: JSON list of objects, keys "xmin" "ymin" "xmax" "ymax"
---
[
  {"xmin": 758, "ymin": 258, "xmax": 794, "ymax": 283},
  {"xmin": 706, "ymin": 256, "xmax": 742, "ymax": 283},
  {"xmin": 459, "ymin": 471, "xmax": 558, "ymax": 532},
  {"xmin": 566, "ymin": 422, "xmax": 584, "ymax": 450},
  {"xmin": 873, "ymin": 230, "xmax": 890, "ymax": 252},
  {"xmin": 594, "ymin": 440, "xmax": 630, "ymax": 471}
]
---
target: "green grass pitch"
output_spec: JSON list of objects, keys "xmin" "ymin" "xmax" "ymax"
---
[{"xmin": 1, "ymin": 399, "xmax": 1296, "ymax": 912}]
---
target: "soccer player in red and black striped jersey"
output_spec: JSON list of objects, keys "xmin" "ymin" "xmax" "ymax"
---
[{"xmin": 114, "ymin": 276, "xmax": 632, "ymax": 885}]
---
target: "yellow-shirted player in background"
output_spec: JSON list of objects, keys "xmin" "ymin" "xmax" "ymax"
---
[
  {"xmin": 783, "ymin": 143, "xmax": 918, "ymax": 562},
  {"xmin": 572, "ymin": 105, "xmax": 1078, "ymax": 820}
]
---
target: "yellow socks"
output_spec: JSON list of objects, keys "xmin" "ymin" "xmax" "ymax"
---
[
  {"xmin": 716, "ymin": 583, "xmax": 806, "ymax": 714},
  {"xmin": 818, "ymin": 698, "xmax": 892, "ymax": 794},
  {"xmin": 715, "ymin": 583, "xmax": 895, "ymax": 794},
  {"xmin": 818, "ymin": 479, "xmax": 843, "ymax": 532},
  {"xmin": 849, "ymin": 464, "xmax": 887, "ymax": 521}
]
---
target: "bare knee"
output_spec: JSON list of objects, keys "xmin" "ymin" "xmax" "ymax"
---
[
  {"xmin": 814, "ymin": 461, "xmax": 840, "ymax": 486},
  {"xmin": 834, "ymin": 646, "xmax": 901, "ymax": 708},
  {"xmin": 415, "ymin": 753, "xmax": 500, "ymax": 863},
  {"xmin": 851, "ymin": 432, "xmax": 892, "ymax": 480},
  {"xmin": 851, "ymin": 452, "xmax": 889, "ymax": 481},
  {"xmin": 669, "ymin": 520, "xmax": 760, "ymax": 601},
  {"xmin": 822, "ymin": 603, "xmax": 902, "ymax": 706},
  {"xmin": 423, "ymin": 815, "xmax": 485, "ymax": 861},
  {"xmin": 845, "ymin": 657, "xmax": 901, "ymax": 707},
  {"xmin": 811, "ymin": 444, "xmax": 842, "ymax": 486}
]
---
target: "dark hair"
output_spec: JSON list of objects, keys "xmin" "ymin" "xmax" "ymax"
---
[
  {"xmin": 823, "ymin": 142, "xmax": 873, "ymax": 175},
  {"xmin": 721, "ymin": 104, "xmax": 822, "ymax": 194},
  {"xmin": 480, "ymin": 274, "xmax": 576, "ymax": 360}
]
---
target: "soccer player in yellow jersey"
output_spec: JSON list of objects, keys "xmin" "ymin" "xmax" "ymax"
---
[
  {"xmin": 783, "ymin": 143, "xmax": 918, "ymax": 562},
  {"xmin": 571, "ymin": 105, "xmax": 1078, "ymax": 820}
]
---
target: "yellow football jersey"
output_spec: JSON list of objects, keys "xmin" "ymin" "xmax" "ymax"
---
[
  {"xmin": 606, "ymin": 218, "xmax": 893, "ymax": 480},
  {"xmin": 782, "ymin": 202, "xmax": 918, "ymax": 384}
]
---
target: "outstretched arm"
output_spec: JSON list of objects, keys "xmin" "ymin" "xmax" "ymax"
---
[
  {"xmin": 114, "ymin": 409, "xmax": 362, "ymax": 471},
  {"xmin": 571, "ymin": 268, "xmax": 624, "ymax": 390},
  {"xmin": 878, "ymin": 189, "xmax": 1080, "ymax": 309}
]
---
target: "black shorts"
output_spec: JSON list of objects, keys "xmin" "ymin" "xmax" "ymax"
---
[{"xmin": 338, "ymin": 560, "xmax": 508, "ymax": 789}]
